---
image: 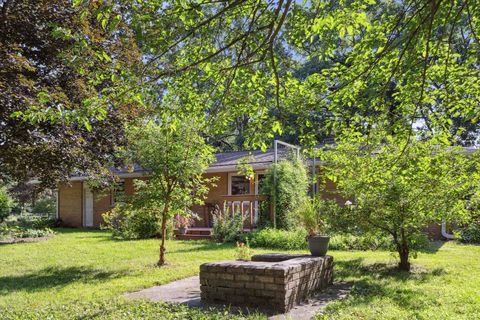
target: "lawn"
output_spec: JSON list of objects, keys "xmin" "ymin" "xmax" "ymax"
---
[{"xmin": 0, "ymin": 229, "xmax": 479, "ymax": 319}]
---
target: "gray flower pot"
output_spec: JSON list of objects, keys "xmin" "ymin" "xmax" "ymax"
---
[{"xmin": 308, "ymin": 235, "xmax": 330, "ymax": 256}]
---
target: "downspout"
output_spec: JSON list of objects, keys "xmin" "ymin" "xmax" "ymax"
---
[
  {"xmin": 441, "ymin": 219, "xmax": 455, "ymax": 240},
  {"xmin": 55, "ymin": 189, "xmax": 59, "ymax": 220}
]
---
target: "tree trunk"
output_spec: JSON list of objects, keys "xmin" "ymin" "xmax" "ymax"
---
[
  {"xmin": 397, "ymin": 228, "xmax": 410, "ymax": 271},
  {"xmin": 158, "ymin": 205, "xmax": 169, "ymax": 267}
]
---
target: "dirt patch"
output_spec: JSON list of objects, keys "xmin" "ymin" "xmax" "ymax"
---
[{"xmin": 0, "ymin": 235, "xmax": 53, "ymax": 245}]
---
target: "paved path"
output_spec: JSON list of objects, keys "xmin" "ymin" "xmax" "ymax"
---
[{"xmin": 125, "ymin": 276, "xmax": 351, "ymax": 320}]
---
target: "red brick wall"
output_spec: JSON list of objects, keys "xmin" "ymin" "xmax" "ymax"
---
[{"xmin": 58, "ymin": 181, "xmax": 83, "ymax": 227}]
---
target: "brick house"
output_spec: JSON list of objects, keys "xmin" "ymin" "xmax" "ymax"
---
[{"xmin": 56, "ymin": 147, "xmax": 342, "ymax": 238}]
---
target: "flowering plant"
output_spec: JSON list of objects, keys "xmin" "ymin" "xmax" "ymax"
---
[{"xmin": 235, "ymin": 238, "xmax": 253, "ymax": 261}]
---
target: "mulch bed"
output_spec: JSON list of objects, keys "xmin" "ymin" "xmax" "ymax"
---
[{"xmin": 0, "ymin": 235, "xmax": 53, "ymax": 245}]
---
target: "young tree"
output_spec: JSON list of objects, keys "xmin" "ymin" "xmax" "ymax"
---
[
  {"xmin": 125, "ymin": 121, "xmax": 215, "ymax": 266},
  {"xmin": 320, "ymin": 133, "xmax": 479, "ymax": 271}
]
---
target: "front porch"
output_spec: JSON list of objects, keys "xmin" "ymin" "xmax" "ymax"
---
[{"xmin": 174, "ymin": 194, "xmax": 268, "ymax": 240}]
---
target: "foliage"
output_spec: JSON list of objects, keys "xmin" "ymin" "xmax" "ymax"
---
[
  {"xmin": 122, "ymin": 121, "xmax": 214, "ymax": 265},
  {"xmin": 247, "ymin": 228, "xmax": 416, "ymax": 252},
  {"xmin": 260, "ymin": 156, "xmax": 309, "ymax": 230},
  {"xmin": 15, "ymin": 215, "xmax": 57, "ymax": 229},
  {"xmin": 211, "ymin": 210, "xmax": 245, "ymax": 243},
  {"xmin": 102, "ymin": 204, "xmax": 159, "ymax": 240},
  {"xmin": 0, "ymin": 186, "xmax": 14, "ymax": 223},
  {"xmin": 235, "ymin": 238, "xmax": 253, "ymax": 261},
  {"xmin": 236, "ymin": 154, "xmax": 255, "ymax": 180},
  {"xmin": 249, "ymin": 228, "xmax": 308, "ymax": 250},
  {"xmin": 31, "ymin": 198, "xmax": 56, "ymax": 215},
  {"xmin": 295, "ymin": 197, "xmax": 339, "ymax": 236},
  {"xmin": 457, "ymin": 221, "xmax": 480, "ymax": 244},
  {"xmin": 0, "ymin": 0, "xmax": 142, "ymax": 187},
  {"xmin": 0, "ymin": 225, "xmax": 54, "ymax": 240},
  {"xmin": 319, "ymin": 132, "xmax": 480, "ymax": 270}
]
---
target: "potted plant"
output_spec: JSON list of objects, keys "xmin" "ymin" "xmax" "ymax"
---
[{"xmin": 296, "ymin": 197, "xmax": 330, "ymax": 256}]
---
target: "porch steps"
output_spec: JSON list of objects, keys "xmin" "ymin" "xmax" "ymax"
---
[
  {"xmin": 175, "ymin": 233, "xmax": 212, "ymax": 240},
  {"xmin": 174, "ymin": 227, "xmax": 212, "ymax": 240}
]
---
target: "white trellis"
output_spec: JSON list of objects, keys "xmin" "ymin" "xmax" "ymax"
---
[{"xmin": 272, "ymin": 140, "xmax": 301, "ymax": 229}]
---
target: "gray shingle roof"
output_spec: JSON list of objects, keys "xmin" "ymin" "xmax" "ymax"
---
[{"xmin": 210, "ymin": 148, "xmax": 293, "ymax": 168}]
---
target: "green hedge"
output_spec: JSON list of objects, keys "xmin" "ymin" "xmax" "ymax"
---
[{"xmin": 248, "ymin": 228, "xmax": 429, "ymax": 251}]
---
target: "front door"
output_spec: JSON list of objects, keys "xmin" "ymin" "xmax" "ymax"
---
[{"xmin": 83, "ymin": 184, "xmax": 94, "ymax": 227}]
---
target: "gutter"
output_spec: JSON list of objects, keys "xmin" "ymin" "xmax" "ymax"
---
[{"xmin": 441, "ymin": 219, "xmax": 455, "ymax": 240}]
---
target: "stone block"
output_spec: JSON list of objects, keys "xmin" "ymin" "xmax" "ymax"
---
[{"xmin": 254, "ymin": 275, "xmax": 275, "ymax": 283}]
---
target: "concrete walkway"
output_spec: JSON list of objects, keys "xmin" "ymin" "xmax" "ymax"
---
[{"xmin": 125, "ymin": 276, "xmax": 351, "ymax": 320}]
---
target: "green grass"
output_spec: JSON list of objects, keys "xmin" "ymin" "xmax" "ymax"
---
[{"xmin": 0, "ymin": 229, "xmax": 479, "ymax": 319}]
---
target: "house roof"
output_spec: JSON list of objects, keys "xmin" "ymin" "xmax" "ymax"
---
[
  {"xmin": 208, "ymin": 148, "xmax": 294, "ymax": 172},
  {"xmin": 62, "ymin": 148, "xmax": 297, "ymax": 181}
]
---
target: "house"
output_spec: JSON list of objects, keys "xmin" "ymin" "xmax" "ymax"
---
[{"xmin": 56, "ymin": 145, "xmax": 341, "ymax": 238}]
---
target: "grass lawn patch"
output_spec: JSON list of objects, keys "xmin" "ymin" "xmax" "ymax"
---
[{"xmin": 0, "ymin": 229, "xmax": 479, "ymax": 319}]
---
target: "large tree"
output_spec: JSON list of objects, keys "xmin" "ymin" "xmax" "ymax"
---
[{"xmin": 0, "ymin": 0, "xmax": 142, "ymax": 186}]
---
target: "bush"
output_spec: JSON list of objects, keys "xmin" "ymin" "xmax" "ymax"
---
[
  {"xmin": 458, "ymin": 221, "xmax": 480, "ymax": 243},
  {"xmin": 15, "ymin": 215, "xmax": 57, "ymax": 229},
  {"xmin": 31, "ymin": 198, "xmax": 56, "ymax": 215},
  {"xmin": 0, "ymin": 225, "xmax": 54, "ymax": 240},
  {"xmin": 249, "ymin": 228, "xmax": 308, "ymax": 250},
  {"xmin": 102, "ymin": 204, "xmax": 160, "ymax": 240},
  {"xmin": 0, "ymin": 186, "xmax": 13, "ymax": 223},
  {"xmin": 260, "ymin": 157, "xmax": 309, "ymax": 230},
  {"xmin": 211, "ymin": 211, "xmax": 245, "ymax": 243},
  {"xmin": 248, "ymin": 228, "xmax": 430, "ymax": 252}
]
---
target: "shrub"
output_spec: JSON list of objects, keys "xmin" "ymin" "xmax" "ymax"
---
[
  {"xmin": 102, "ymin": 204, "xmax": 160, "ymax": 240},
  {"xmin": 458, "ymin": 221, "xmax": 480, "ymax": 243},
  {"xmin": 248, "ymin": 228, "xmax": 430, "ymax": 252},
  {"xmin": 249, "ymin": 228, "xmax": 308, "ymax": 250},
  {"xmin": 13, "ymin": 227, "xmax": 54, "ymax": 238},
  {"xmin": 211, "ymin": 211, "xmax": 245, "ymax": 243},
  {"xmin": 0, "ymin": 186, "xmax": 13, "ymax": 223},
  {"xmin": 260, "ymin": 156, "xmax": 309, "ymax": 230},
  {"xmin": 31, "ymin": 198, "xmax": 56, "ymax": 215},
  {"xmin": 16, "ymin": 215, "xmax": 57, "ymax": 229},
  {"xmin": 0, "ymin": 225, "xmax": 54, "ymax": 240}
]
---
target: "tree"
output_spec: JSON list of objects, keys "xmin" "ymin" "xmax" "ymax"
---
[
  {"xmin": 0, "ymin": 0, "xmax": 142, "ymax": 186},
  {"xmin": 124, "ymin": 120, "xmax": 215, "ymax": 266},
  {"xmin": 320, "ymin": 132, "xmax": 479, "ymax": 271}
]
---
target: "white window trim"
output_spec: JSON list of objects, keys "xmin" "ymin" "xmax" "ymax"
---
[
  {"xmin": 228, "ymin": 171, "xmax": 265, "ymax": 196},
  {"xmin": 228, "ymin": 173, "xmax": 252, "ymax": 196}
]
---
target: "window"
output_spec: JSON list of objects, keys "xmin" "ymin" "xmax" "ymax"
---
[
  {"xmin": 112, "ymin": 180, "xmax": 125, "ymax": 204},
  {"xmin": 230, "ymin": 175, "xmax": 250, "ymax": 195}
]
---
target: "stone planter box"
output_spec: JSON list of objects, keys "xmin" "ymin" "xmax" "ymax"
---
[{"xmin": 200, "ymin": 253, "xmax": 334, "ymax": 312}]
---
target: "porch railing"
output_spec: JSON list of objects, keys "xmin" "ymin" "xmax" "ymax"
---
[{"xmin": 190, "ymin": 195, "xmax": 268, "ymax": 231}]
